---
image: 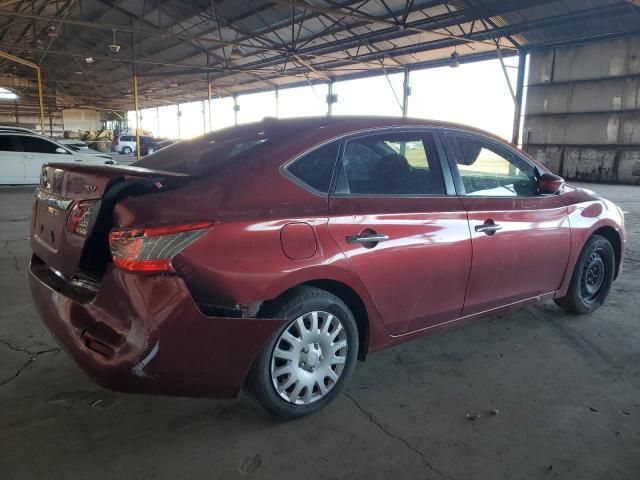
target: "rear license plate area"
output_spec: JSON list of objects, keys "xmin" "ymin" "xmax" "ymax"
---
[{"xmin": 33, "ymin": 201, "xmax": 66, "ymax": 252}]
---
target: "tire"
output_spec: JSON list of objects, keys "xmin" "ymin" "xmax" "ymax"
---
[
  {"xmin": 146, "ymin": 147, "xmax": 155, "ymax": 155},
  {"xmin": 554, "ymin": 234, "xmax": 615, "ymax": 314},
  {"xmin": 121, "ymin": 146, "xmax": 133, "ymax": 155},
  {"xmin": 96, "ymin": 140, "xmax": 110, "ymax": 153},
  {"xmin": 247, "ymin": 286, "xmax": 359, "ymax": 420}
]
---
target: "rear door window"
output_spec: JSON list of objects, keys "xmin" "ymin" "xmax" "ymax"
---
[{"xmin": 334, "ymin": 131, "xmax": 445, "ymax": 195}]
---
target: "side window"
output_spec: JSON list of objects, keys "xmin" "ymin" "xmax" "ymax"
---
[
  {"xmin": 446, "ymin": 134, "xmax": 538, "ymax": 197},
  {"xmin": 286, "ymin": 141, "xmax": 340, "ymax": 193},
  {"xmin": 18, "ymin": 136, "xmax": 65, "ymax": 154},
  {"xmin": 0, "ymin": 135, "xmax": 17, "ymax": 151},
  {"xmin": 335, "ymin": 132, "xmax": 445, "ymax": 195}
]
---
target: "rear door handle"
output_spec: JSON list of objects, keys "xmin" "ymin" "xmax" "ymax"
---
[
  {"xmin": 475, "ymin": 222, "xmax": 502, "ymax": 235},
  {"xmin": 347, "ymin": 233, "xmax": 389, "ymax": 244}
]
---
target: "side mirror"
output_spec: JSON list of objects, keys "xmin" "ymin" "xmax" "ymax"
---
[
  {"xmin": 538, "ymin": 172, "xmax": 564, "ymax": 194},
  {"xmin": 55, "ymin": 147, "xmax": 68, "ymax": 154}
]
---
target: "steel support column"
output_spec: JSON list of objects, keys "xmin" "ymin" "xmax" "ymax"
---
[
  {"xmin": 202, "ymin": 99, "xmax": 206, "ymax": 134},
  {"xmin": 511, "ymin": 50, "xmax": 526, "ymax": 146},
  {"xmin": 327, "ymin": 80, "xmax": 334, "ymax": 115},
  {"xmin": 233, "ymin": 95, "xmax": 239, "ymax": 125},
  {"xmin": 133, "ymin": 74, "xmax": 140, "ymax": 159},
  {"xmin": 177, "ymin": 103, "xmax": 181, "ymax": 138},
  {"xmin": 402, "ymin": 67, "xmax": 410, "ymax": 117},
  {"xmin": 207, "ymin": 52, "xmax": 212, "ymax": 132}
]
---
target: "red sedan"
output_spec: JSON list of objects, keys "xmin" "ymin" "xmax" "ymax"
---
[{"xmin": 29, "ymin": 117, "xmax": 625, "ymax": 419}]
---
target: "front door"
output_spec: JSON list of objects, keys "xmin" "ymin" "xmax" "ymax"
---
[
  {"xmin": 328, "ymin": 130, "xmax": 472, "ymax": 335},
  {"xmin": 441, "ymin": 130, "xmax": 571, "ymax": 316}
]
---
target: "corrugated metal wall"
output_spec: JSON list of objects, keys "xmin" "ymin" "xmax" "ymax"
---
[{"xmin": 523, "ymin": 35, "xmax": 640, "ymax": 184}]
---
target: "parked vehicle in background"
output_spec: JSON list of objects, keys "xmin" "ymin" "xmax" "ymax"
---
[
  {"xmin": 56, "ymin": 138, "xmax": 91, "ymax": 151},
  {"xmin": 29, "ymin": 117, "xmax": 625, "ymax": 419},
  {"xmin": 141, "ymin": 138, "xmax": 178, "ymax": 156},
  {"xmin": 112, "ymin": 134, "xmax": 154, "ymax": 154},
  {"xmin": 0, "ymin": 131, "xmax": 115, "ymax": 184},
  {"xmin": 56, "ymin": 138, "xmax": 113, "ymax": 159}
]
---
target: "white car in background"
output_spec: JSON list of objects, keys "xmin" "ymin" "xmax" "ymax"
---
[
  {"xmin": 55, "ymin": 138, "xmax": 112, "ymax": 158},
  {"xmin": 0, "ymin": 131, "xmax": 116, "ymax": 185}
]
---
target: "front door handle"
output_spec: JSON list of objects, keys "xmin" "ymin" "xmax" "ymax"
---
[
  {"xmin": 475, "ymin": 221, "xmax": 502, "ymax": 236},
  {"xmin": 347, "ymin": 233, "xmax": 389, "ymax": 244}
]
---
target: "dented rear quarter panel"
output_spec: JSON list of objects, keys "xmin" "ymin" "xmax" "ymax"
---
[{"xmin": 112, "ymin": 146, "xmax": 390, "ymax": 353}]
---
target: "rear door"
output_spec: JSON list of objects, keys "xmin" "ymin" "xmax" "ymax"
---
[
  {"xmin": 0, "ymin": 134, "xmax": 25, "ymax": 184},
  {"xmin": 17, "ymin": 135, "xmax": 76, "ymax": 184},
  {"xmin": 328, "ymin": 129, "xmax": 472, "ymax": 335},
  {"xmin": 441, "ymin": 130, "xmax": 571, "ymax": 316}
]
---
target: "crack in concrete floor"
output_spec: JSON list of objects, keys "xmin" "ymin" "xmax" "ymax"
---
[{"xmin": 344, "ymin": 392, "xmax": 458, "ymax": 480}]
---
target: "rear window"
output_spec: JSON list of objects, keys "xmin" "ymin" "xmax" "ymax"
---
[{"xmin": 132, "ymin": 133, "xmax": 269, "ymax": 175}]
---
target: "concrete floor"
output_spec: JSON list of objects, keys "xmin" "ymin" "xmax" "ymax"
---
[{"xmin": 0, "ymin": 183, "xmax": 638, "ymax": 480}]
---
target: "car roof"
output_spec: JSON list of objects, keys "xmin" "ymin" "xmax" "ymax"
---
[
  {"xmin": 0, "ymin": 125, "xmax": 39, "ymax": 134},
  {"xmin": 214, "ymin": 115, "xmax": 514, "ymax": 147}
]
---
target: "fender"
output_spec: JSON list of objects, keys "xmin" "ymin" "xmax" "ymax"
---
[{"xmin": 556, "ymin": 187, "xmax": 625, "ymax": 298}]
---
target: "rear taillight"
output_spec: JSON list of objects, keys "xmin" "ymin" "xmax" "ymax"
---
[
  {"xmin": 108, "ymin": 222, "xmax": 213, "ymax": 273},
  {"xmin": 66, "ymin": 200, "xmax": 98, "ymax": 237}
]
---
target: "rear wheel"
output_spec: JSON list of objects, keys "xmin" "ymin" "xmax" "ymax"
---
[
  {"xmin": 247, "ymin": 286, "xmax": 359, "ymax": 419},
  {"xmin": 121, "ymin": 146, "xmax": 132, "ymax": 155},
  {"xmin": 554, "ymin": 234, "xmax": 615, "ymax": 314}
]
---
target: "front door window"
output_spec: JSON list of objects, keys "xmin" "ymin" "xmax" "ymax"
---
[{"xmin": 446, "ymin": 134, "xmax": 538, "ymax": 197}]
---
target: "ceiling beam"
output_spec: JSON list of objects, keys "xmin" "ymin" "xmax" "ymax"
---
[
  {"xmin": 0, "ymin": 8, "xmax": 289, "ymax": 53},
  {"xmin": 271, "ymin": 0, "xmax": 517, "ymax": 50}
]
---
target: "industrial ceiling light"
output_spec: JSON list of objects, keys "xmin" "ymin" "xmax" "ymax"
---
[
  {"xmin": 229, "ymin": 45, "xmax": 244, "ymax": 60},
  {"xmin": 47, "ymin": 25, "xmax": 59, "ymax": 38},
  {"xmin": 449, "ymin": 50, "xmax": 460, "ymax": 68},
  {"xmin": 109, "ymin": 29, "xmax": 121, "ymax": 54},
  {"xmin": 0, "ymin": 87, "xmax": 18, "ymax": 100}
]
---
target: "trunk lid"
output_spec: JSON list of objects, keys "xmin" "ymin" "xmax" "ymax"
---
[{"xmin": 32, "ymin": 163, "xmax": 189, "ymax": 278}]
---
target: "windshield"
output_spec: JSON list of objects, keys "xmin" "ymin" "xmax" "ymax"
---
[{"xmin": 132, "ymin": 131, "xmax": 269, "ymax": 175}]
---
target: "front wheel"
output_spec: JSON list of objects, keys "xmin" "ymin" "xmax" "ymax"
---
[
  {"xmin": 247, "ymin": 286, "xmax": 359, "ymax": 419},
  {"xmin": 554, "ymin": 234, "xmax": 615, "ymax": 314},
  {"xmin": 121, "ymin": 146, "xmax": 133, "ymax": 155}
]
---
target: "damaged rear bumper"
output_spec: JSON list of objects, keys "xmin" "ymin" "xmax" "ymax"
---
[{"xmin": 29, "ymin": 256, "xmax": 285, "ymax": 398}]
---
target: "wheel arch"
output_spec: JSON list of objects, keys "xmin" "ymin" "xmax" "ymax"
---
[
  {"xmin": 259, "ymin": 279, "xmax": 370, "ymax": 361},
  {"xmin": 592, "ymin": 225, "xmax": 622, "ymax": 279}
]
